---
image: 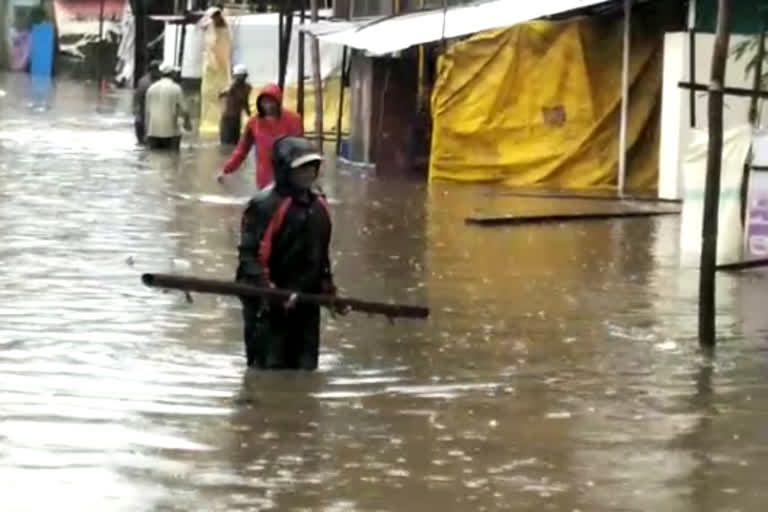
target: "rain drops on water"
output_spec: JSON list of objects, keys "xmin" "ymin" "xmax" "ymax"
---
[{"xmin": 654, "ymin": 341, "xmax": 678, "ymax": 352}]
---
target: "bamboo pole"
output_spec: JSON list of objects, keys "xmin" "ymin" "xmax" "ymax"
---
[
  {"xmin": 698, "ymin": 0, "xmax": 731, "ymax": 349},
  {"xmin": 310, "ymin": 0, "xmax": 323, "ymax": 151}
]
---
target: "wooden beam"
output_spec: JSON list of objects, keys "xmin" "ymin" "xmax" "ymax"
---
[{"xmin": 465, "ymin": 210, "xmax": 680, "ymax": 227}]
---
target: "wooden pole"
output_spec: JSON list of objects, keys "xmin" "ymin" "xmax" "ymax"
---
[
  {"xmin": 698, "ymin": 0, "xmax": 730, "ymax": 349},
  {"xmin": 310, "ymin": 0, "xmax": 324, "ymax": 151},
  {"xmin": 297, "ymin": 0, "xmax": 306, "ymax": 118},
  {"xmin": 617, "ymin": 0, "xmax": 631, "ymax": 197},
  {"xmin": 142, "ymin": 273, "xmax": 430, "ymax": 319}
]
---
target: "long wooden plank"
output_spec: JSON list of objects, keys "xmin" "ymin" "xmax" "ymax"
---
[
  {"xmin": 485, "ymin": 190, "xmax": 682, "ymax": 204},
  {"xmin": 465, "ymin": 210, "xmax": 680, "ymax": 226}
]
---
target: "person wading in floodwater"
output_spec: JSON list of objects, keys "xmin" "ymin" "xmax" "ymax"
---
[
  {"xmin": 236, "ymin": 136, "xmax": 346, "ymax": 370},
  {"xmin": 145, "ymin": 62, "xmax": 192, "ymax": 151},
  {"xmin": 218, "ymin": 64, "xmax": 252, "ymax": 146},
  {"xmin": 217, "ymin": 83, "xmax": 303, "ymax": 190},
  {"xmin": 132, "ymin": 60, "xmax": 160, "ymax": 145}
]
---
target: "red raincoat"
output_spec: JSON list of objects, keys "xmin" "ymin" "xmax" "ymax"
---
[{"xmin": 222, "ymin": 83, "xmax": 303, "ymax": 188}]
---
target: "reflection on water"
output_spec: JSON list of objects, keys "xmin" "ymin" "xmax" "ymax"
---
[{"xmin": 1, "ymin": 72, "xmax": 768, "ymax": 511}]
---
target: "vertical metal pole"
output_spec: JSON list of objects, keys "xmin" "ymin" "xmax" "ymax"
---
[
  {"xmin": 298, "ymin": 0, "xmax": 306, "ymax": 117},
  {"xmin": 179, "ymin": 13, "xmax": 188, "ymax": 74},
  {"xmin": 310, "ymin": 0, "xmax": 323, "ymax": 150},
  {"xmin": 688, "ymin": 0, "xmax": 697, "ymax": 127},
  {"xmin": 278, "ymin": 6, "xmax": 285, "ymax": 85},
  {"xmin": 98, "ymin": 0, "xmax": 106, "ymax": 88},
  {"xmin": 617, "ymin": 0, "xmax": 631, "ymax": 197},
  {"xmin": 278, "ymin": 1, "xmax": 294, "ymax": 91},
  {"xmin": 699, "ymin": 0, "xmax": 731, "ymax": 349}
]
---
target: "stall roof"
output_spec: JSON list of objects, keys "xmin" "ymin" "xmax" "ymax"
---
[{"xmin": 301, "ymin": 0, "xmax": 611, "ymax": 55}]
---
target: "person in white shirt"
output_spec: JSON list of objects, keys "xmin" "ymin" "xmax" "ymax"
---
[{"xmin": 145, "ymin": 62, "xmax": 191, "ymax": 150}]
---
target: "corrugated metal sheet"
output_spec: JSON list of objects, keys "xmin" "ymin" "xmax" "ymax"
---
[{"xmin": 302, "ymin": 0, "xmax": 612, "ymax": 55}]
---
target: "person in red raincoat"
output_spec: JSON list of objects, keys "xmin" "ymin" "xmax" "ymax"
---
[{"xmin": 217, "ymin": 83, "xmax": 303, "ymax": 189}]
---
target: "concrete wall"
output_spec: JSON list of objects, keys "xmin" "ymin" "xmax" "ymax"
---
[{"xmin": 659, "ymin": 31, "xmax": 764, "ymax": 199}]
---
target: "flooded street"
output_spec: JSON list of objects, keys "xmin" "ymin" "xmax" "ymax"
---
[{"xmin": 2, "ymin": 72, "xmax": 768, "ymax": 512}]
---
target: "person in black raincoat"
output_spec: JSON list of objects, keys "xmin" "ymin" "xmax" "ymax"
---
[{"xmin": 236, "ymin": 136, "xmax": 339, "ymax": 370}]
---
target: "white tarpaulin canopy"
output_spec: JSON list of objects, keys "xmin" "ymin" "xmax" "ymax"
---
[
  {"xmin": 163, "ymin": 12, "xmax": 343, "ymax": 82},
  {"xmin": 301, "ymin": 0, "xmax": 609, "ymax": 55}
]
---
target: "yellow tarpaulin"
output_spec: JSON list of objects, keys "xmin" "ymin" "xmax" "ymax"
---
[
  {"xmin": 429, "ymin": 16, "xmax": 662, "ymax": 192},
  {"xmin": 268, "ymin": 76, "xmax": 350, "ymax": 137},
  {"xmin": 203, "ymin": 77, "xmax": 350, "ymax": 139},
  {"xmin": 199, "ymin": 23, "xmax": 233, "ymax": 135}
]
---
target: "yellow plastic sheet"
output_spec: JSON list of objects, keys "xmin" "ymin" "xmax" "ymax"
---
[{"xmin": 429, "ymin": 16, "xmax": 662, "ymax": 192}]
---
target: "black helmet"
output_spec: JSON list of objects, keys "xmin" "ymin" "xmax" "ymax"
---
[{"xmin": 272, "ymin": 136, "xmax": 323, "ymax": 190}]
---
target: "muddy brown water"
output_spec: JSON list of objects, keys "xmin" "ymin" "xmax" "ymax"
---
[{"xmin": 1, "ymin": 73, "xmax": 768, "ymax": 511}]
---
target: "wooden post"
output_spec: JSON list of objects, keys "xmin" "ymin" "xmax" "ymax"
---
[
  {"xmin": 310, "ymin": 0, "xmax": 323, "ymax": 151},
  {"xmin": 297, "ymin": 0, "xmax": 306, "ymax": 118},
  {"xmin": 698, "ymin": 0, "xmax": 730, "ymax": 349}
]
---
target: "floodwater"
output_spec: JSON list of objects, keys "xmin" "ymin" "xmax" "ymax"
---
[{"xmin": 1, "ymin": 72, "xmax": 768, "ymax": 512}]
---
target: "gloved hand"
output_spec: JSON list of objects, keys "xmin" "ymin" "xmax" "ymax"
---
[{"xmin": 283, "ymin": 292, "xmax": 299, "ymax": 310}]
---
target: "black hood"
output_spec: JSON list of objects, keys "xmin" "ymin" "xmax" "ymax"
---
[{"xmin": 272, "ymin": 136, "xmax": 322, "ymax": 195}]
